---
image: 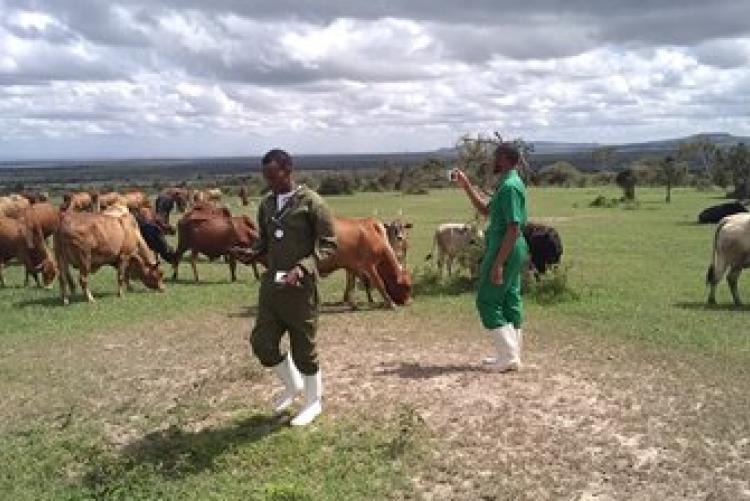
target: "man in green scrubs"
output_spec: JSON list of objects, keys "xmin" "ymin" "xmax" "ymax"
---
[
  {"xmin": 235, "ymin": 149, "xmax": 337, "ymax": 426},
  {"xmin": 452, "ymin": 143, "xmax": 528, "ymax": 372}
]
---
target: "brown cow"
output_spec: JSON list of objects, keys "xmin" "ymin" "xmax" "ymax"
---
[
  {"xmin": 98, "ymin": 192, "xmax": 128, "ymax": 210},
  {"xmin": 61, "ymin": 191, "xmax": 99, "ymax": 212},
  {"xmin": 0, "ymin": 195, "xmax": 31, "ymax": 218},
  {"xmin": 319, "ymin": 217, "xmax": 412, "ymax": 309},
  {"xmin": 54, "ymin": 207, "xmax": 165, "ymax": 304},
  {"xmin": 123, "ymin": 191, "xmax": 150, "ymax": 211},
  {"xmin": 172, "ymin": 205, "xmax": 259, "ymax": 282},
  {"xmin": 0, "ymin": 216, "xmax": 56, "ymax": 287}
]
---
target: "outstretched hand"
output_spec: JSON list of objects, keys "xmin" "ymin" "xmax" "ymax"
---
[{"xmin": 451, "ymin": 168, "xmax": 470, "ymax": 189}]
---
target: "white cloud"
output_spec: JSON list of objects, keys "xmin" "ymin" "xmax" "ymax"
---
[{"xmin": 1, "ymin": 1, "xmax": 749, "ymax": 159}]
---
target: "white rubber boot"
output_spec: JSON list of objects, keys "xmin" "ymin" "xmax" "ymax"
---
[
  {"xmin": 482, "ymin": 324, "xmax": 520, "ymax": 372},
  {"xmin": 291, "ymin": 370, "xmax": 323, "ymax": 427},
  {"xmin": 272, "ymin": 355, "xmax": 303, "ymax": 414},
  {"xmin": 516, "ymin": 328, "xmax": 523, "ymax": 362}
]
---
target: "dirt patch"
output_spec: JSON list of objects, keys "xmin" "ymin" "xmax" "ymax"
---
[{"xmin": 2, "ymin": 308, "xmax": 749, "ymax": 499}]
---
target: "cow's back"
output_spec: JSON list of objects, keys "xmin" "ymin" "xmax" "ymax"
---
[
  {"xmin": 56, "ymin": 212, "xmax": 136, "ymax": 268},
  {"xmin": 436, "ymin": 223, "xmax": 471, "ymax": 255},
  {"xmin": 18, "ymin": 202, "xmax": 60, "ymax": 238},
  {"xmin": 716, "ymin": 213, "xmax": 750, "ymax": 258},
  {"xmin": 177, "ymin": 214, "xmax": 236, "ymax": 259}
]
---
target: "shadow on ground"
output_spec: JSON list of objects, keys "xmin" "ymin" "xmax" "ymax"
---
[
  {"xmin": 84, "ymin": 413, "xmax": 285, "ymax": 487},
  {"xmin": 673, "ymin": 301, "xmax": 750, "ymax": 312},
  {"xmin": 374, "ymin": 361, "xmax": 487, "ymax": 379}
]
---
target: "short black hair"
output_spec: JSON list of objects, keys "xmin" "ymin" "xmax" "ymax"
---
[
  {"xmin": 494, "ymin": 143, "xmax": 520, "ymax": 165},
  {"xmin": 261, "ymin": 149, "xmax": 293, "ymax": 170}
]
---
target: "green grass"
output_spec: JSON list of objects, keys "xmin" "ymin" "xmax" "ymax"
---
[{"xmin": 1, "ymin": 407, "xmax": 426, "ymax": 500}]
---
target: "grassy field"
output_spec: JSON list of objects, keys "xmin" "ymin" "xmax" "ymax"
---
[{"xmin": 1, "ymin": 186, "xmax": 749, "ymax": 499}]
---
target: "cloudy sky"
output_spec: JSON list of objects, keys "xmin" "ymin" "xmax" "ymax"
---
[{"xmin": 1, "ymin": 1, "xmax": 749, "ymax": 160}]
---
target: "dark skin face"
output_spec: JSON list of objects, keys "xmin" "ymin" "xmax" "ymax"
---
[
  {"xmin": 493, "ymin": 153, "xmax": 515, "ymax": 174},
  {"xmin": 262, "ymin": 160, "xmax": 294, "ymax": 195}
]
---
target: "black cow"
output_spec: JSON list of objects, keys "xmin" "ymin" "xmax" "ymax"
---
[
  {"xmin": 523, "ymin": 222, "xmax": 563, "ymax": 277},
  {"xmin": 155, "ymin": 193, "xmax": 176, "ymax": 223},
  {"xmin": 697, "ymin": 202, "xmax": 747, "ymax": 224},
  {"xmin": 134, "ymin": 212, "xmax": 175, "ymax": 263}
]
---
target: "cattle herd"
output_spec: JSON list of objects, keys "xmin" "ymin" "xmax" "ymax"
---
[
  {"xmin": 5, "ymin": 185, "xmax": 749, "ymax": 308},
  {"xmin": 0, "ymin": 185, "xmax": 572, "ymax": 308}
]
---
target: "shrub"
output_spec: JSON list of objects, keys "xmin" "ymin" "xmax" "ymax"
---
[
  {"xmin": 528, "ymin": 264, "xmax": 579, "ymax": 304},
  {"xmin": 537, "ymin": 161, "xmax": 582, "ymax": 186},
  {"xmin": 317, "ymin": 173, "xmax": 355, "ymax": 195}
]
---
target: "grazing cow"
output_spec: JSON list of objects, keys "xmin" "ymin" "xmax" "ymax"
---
[
  {"xmin": 132, "ymin": 208, "xmax": 176, "ymax": 263},
  {"xmin": 426, "ymin": 222, "xmax": 485, "ymax": 276},
  {"xmin": 698, "ymin": 202, "xmax": 747, "ymax": 224},
  {"xmin": 98, "ymin": 192, "xmax": 128, "ymax": 211},
  {"xmin": 523, "ymin": 222, "xmax": 563, "ymax": 277},
  {"xmin": 0, "ymin": 194, "xmax": 31, "ymax": 218},
  {"xmin": 172, "ymin": 205, "xmax": 259, "ymax": 282},
  {"xmin": 54, "ymin": 207, "xmax": 165, "ymax": 304},
  {"xmin": 706, "ymin": 213, "xmax": 750, "ymax": 306},
  {"xmin": 16, "ymin": 202, "xmax": 60, "ymax": 240},
  {"xmin": 238, "ymin": 185, "xmax": 250, "ymax": 206},
  {"xmin": 0, "ymin": 216, "xmax": 57, "ymax": 287},
  {"xmin": 318, "ymin": 217, "xmax": 412, "ymax": 309},
  {"xmin": 61, "ymin": 191, "xmax": 99, "ymax": 212}
]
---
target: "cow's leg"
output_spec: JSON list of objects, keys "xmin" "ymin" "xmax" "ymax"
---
[
  {"xmin": 364, "ymin": 264, "xmax": 395, "ymax": 309},
  {"xmin": 446, "ymin": 255, "xmax": 454, "ymax": 277},
  {"xmin": 251, "ymin": 262, "xmax": 260, "ymax": 281},
  {"xmin": 727, "ymin": 267, "xmax": 743, "ymax": 307},
  {"xmin": 228, "ymin": 254, "xmax": 237, "ymax": 282},
  {"xmin": 79, "ymin": 270, "xmax": 94, "ymax": 303},
  {"xmin": 116, "ymin": 259, "xmax": 128, "ymax": 297},
  {"xmin": 0, "ymin": 262, "xmax": 5, "ymax": 287},
  {"xmin": 707, "ymin": 261, "xmax": 727, "ymax": 306},
  {"xmin": 343, "ymin": 270, "xmax": 357, "ymax": 308},
  {"xmin": 190, "ymin": 250, "xmax": 200, "ymax": 282},
  {"xmin": 363, "ymin": 275, "xmax": 375, "ymax": 304},
  {"xmin": 57, "ymin": 260, "xmax": 70, "ymax": 305}
]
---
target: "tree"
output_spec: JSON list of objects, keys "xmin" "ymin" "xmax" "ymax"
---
[
  {"xmin": 678, "ymin": 136, "xmax": 718, "ymax": 178},
  {"xmin": 615, "ymin": 168, "xmax": 637, "ymax": 201},
  {"xmin": 716, "ymin": 142, "xmax": 750, "ymax": 199},
  {"xmin": 456, "ymin": 132, "xmax": 532, "ymax": 192},
  {"xmin": 657, "ymin": 155, "xmax": 687, "ymax": 203}
]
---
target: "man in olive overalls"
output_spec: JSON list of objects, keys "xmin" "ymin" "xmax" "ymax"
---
[
  {"xmin": 236, "ymin": 149, "xmax": 337, "ymax": 426},
  {"xmin": 452, "ymin": 143, "xmax": 528, "ymax": 372}
]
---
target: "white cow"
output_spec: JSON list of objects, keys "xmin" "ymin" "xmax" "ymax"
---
[
  {"xmin": 706, "ymin": 213, "xmax": 750, "ymax": 306},
  {"xmin": 426, "ymin": 222, "xmax": 484, "ymax": 277}
]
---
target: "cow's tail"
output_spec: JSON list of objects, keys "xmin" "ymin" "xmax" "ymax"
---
[
  {"xmin": 706, "ymin": 218, "xmax": 728, "ymax": 286},
  {"xmin": 425, "ymin": 231, "xmax": 437, "ymax": 261}
]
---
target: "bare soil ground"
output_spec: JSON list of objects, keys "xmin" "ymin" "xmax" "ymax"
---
[{"xmin": 3, "ymin": 306, "xmax": 749, "ymax": 500}]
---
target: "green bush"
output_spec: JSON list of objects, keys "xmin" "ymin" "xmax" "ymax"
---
[
  {"xmin": 317, "ymin": 173, "xmax": 355, "ymax": 195},
  {"xmin": 528, "ymin": 264, "xmax": 579, "ymax": 304},
  {"xmin": 537, "ymin": 161, "xmax": 582, "ymax": 186}
]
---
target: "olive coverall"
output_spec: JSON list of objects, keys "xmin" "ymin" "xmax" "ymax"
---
[
  {"xmin": 476, "ymin": 169, "xmax": 528, "ymax": 330},
  {"xmin": 250, "ymin": 186, "xmax": 337, "ymax": 375}
]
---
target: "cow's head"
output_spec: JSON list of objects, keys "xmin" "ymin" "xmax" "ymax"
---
[
  {"xmin": 378, "ymin": 261, "xmax": 413, "ymax": 306},
  {"xmin": 129, "ymin": 256, "xmax": 166, "ymax": 292},
  {"xmin": 36, "ymin": 258, "xmax": 57, "ymax": 287},
  {"xmin": 384, "ymin": 219, "xmax": 413, "ymax": 243}
]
